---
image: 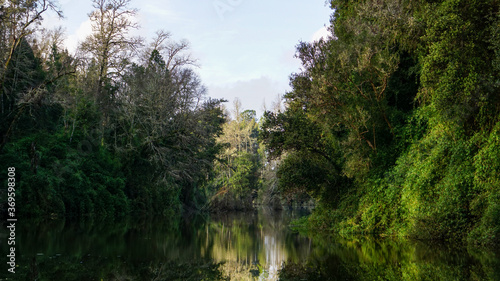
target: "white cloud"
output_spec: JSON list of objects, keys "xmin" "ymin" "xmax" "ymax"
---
[
  {"xmin": 40, "ymin": 11, "xmax": 63, "ymax": 30},
  {"xmin": 311, "ymin": 25, "xmax": 330, "ymax": 42},
  {"xmin": 143, "ymin": 4, "xmax": 177, "ymax": 18},
  {"xmin": 65, "ymin": 19, "xmax": 93, "ymax": 53}
]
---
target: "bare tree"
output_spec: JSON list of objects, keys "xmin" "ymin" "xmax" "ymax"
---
[
  {"xmin": 141, "ymin": 30, "xmax": 198, "ymax": 74},
  {"xmin": 30, "ymin": 26, "xmax": 66, "ymax": 63},
  {"xmin": 79, "ymin": 0, "xmax": 143, "ymax": 108}
]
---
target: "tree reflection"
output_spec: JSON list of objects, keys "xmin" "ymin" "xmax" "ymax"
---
[
  {"xmin": 199, "ymin": 208, "xmax": 312, "ymax": 280},
  {"xmin": 1, "ymin": 209, "xmax": 498, "ymax": 280}
]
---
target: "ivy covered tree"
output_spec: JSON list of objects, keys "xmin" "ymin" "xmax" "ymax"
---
[{"xmin": 261, "ymin": 0, "xmax": 500, "ymax": 245}]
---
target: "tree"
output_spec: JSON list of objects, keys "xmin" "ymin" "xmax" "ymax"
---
[
  {"xmin": 79, "ymin": 0, "xmax": 142, "ymax": 113},
  {"xmin": 260, "ymin": 105, "xmax": 347, "ymax": 205},
  {"xmin": 0, "ymin": 0, "xmax": 62, "ymax": 100},
  {"xmin": 141, "ymin": 30, "xmax": 197, "ymax": 75},
  {"xmin": 208, "ymin": 100, "xmax": 262, "ymax": 211},
  {"xmin": 417, "ymin": 0, "xmax": 499, "ymax": 133},
  {"xmin": 0, "ymin": 0, "xmax": 63, "ymax": 152},
  {"xmin": 115, "ymin": 35, "xmax": 226, "ymax": 210},
  {"xmin": 258, "ymin": 0, "xmax": 500, "ymax": 244}
]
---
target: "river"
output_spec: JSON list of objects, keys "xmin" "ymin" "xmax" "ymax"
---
[{"xmin": 1, "ymin": 208, "xmax": 499, "ymax": 280}]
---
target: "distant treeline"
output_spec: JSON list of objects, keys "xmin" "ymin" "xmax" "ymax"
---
[{"xmin": 260, "ymin": 0, "xmax": 500, "ymax": 246}]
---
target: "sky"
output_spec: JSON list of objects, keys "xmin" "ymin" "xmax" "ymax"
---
[{"xmin": 42, "ymin": 0, "xmax": 333, "ymax": 119}]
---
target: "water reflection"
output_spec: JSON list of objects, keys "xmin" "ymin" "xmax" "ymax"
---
[
  {"xmin": 204, "ymin": 208, "xmax": 311, "ymax": 280},
  {"xmin": 0, "ymin": 208, "xmax": 498, "ymax": 280}
]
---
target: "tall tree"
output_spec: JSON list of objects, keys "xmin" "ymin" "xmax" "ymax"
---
[
  {"xmin": 0, "ymin": 0, "xmax": 64, "ymax": 152},
  {"xmin": 0, "ymin": 0, "xmax": 62, "ymax": 101},
  {"xmin": 79, "ymin": 0, "xmax": 142, "ymax": 113},
  {"xmin": 116, "ymin": 34, "xmax": 225, "ymax": 209}
]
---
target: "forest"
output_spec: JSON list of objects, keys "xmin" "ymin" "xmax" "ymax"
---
[
  {"xmin": 0, "ymin": 0, "xmax": 230, "ymax": 219},
  {"xmin": 1, "ymin": 0, "xmax": 500, "ymax": 247}
]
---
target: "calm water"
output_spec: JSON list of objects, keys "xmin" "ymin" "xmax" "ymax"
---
[{"xmin": 1, "ymin": 208, "xmax": 499, "ymax": 280}]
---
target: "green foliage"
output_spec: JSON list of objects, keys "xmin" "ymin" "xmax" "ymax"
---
[
  {"xmin": 0, "ymin": 13, "xmax": 225, "ymax": 218},
  {"xmin": 0, "ymin": 129, "xmax": 129, "ymax": 219},
  {"xmin": 260, "ymin": 104, "xmax": 348, "ymax": 206},
  {"xmin": 277, "ymin": 151, "xmax": 348, "ymax": 207},
  {"xmin": 417, "ymin": 0, "xmax": 498, "ymax": 133},
  {"xmin": 208, "ymin": 102, "xmax": 262, "ymax": 212},
  {"xmin": 259, "ymin": 0, "xmax": 500, "ymax": 246},
  {"xmin": 468, "ymin": 121, "xmax": 500, "ymax": 245}
]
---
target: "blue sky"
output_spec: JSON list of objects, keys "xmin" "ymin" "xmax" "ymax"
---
[{"xmin": 44, "ymin": 0, "xmax": 333, "ymax": 118}]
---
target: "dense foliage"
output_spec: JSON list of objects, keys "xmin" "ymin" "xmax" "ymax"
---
[
  {"xmin": 207, "ymin": 100, "xmax": 262, "ymax": 212},
  {"xmin": 261, "ymin": 0, "xmax": 500, "ymax": 245},
  {"xmin": 2, "ymin": 0, "xmax": 499, "ymax": 248},
  {"xmin": 0, "ymin": 0, "xmax": 225, "ymax": 219}
]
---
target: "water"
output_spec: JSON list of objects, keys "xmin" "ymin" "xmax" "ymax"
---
[{"xmin": 0, "ymin": 208, "xmax": 499, "ymax": 280}]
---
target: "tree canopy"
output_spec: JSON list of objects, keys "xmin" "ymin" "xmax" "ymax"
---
[
  {"xmin": 0, "ymin": 0, "xmax": 226, "ymax": 218},
  {"xmin": 261, "ymin": 0, "xmax": 500, "ymax": 245}
]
